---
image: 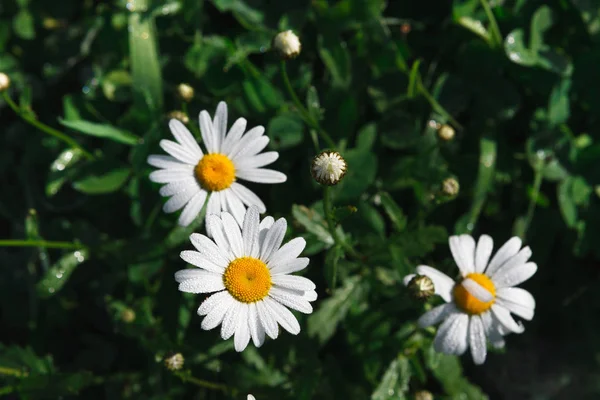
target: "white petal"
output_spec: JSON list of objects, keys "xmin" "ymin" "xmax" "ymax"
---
[
  {"xmin": 231, "ymin": 136, "xmax": 269, "ymax": 159},
  {"xmin": 258, "ymin": 216, "xmax": 274, "ymax": 249},
  {"xmin": 475, "ymin": 235, "xmax": 493, "ymax": 273},
  {"xmin": 201, "ymin": 292, "xmax": 235, "ymax": 330},
  {"xmin": 269, "ymin": 287, "xmax": 313, "ymax": 313},
  {"xmin": 485, "ymin": 237, "xmax": 522, "ymax": 276},
  {"xmin": 234, "ymin": 304, "xmax": 251, "ymax": 352},
  {"xmin": 418, "ymin": 303, "xmax": 458, "ymax": 328},
  {"xmin": 212, "ymin": 101, "xmax": 227, "ymax": 153},
  {"xmin": 178, "ymin": 190, "xmax": 208, "ymax": 227},
  {"xmin": 496, "ymin": 287, "xmax": 535, "ymax": 320},
  {"xmin": 198, "ymin": 290, "xmax": 230, "ymax": 316},
  {"xmin": 248, "ymin": 303, "xmax": 265, "ymax": 348},
  {"xmin": 169, "ymin": 119, "xmax": 202, "ymax": 156},
  {"xmin": 222, "ymin": 117, "xmax": 247, "ymax": 155},
  {"xmin": 163, "ymin": 190, "xmax": 197, "ymax": 213},
  {"xmin": 415, "ymin": 265, "xmax": 455, "ymax": 303},
  {"xmin": 234, "ymin": 152, "xmax": 279, "ymax": 170},
  {"xmin": 147, "ymin": 154, "xmax": 187, "ymax": 169},
  {"xmin": 256, "ymin": 300, "xmax": 278, "ymax": 339},
  {"xmin": 468, "ymin": 315, "xmax": 487, "ymax": 365},
  {"xmin": 260, "ymin": 218, "xmax": 287, "ymax": 262},
  {"xmin": 178, "ymin": 275, "xmax": 225, "ymax": 293},
  {"xmin": 264, "ymin": 298, "xmax": 301, "ymax": 335},
  {"xmin": 268, "ymin": 238, "xmax": 306, "ymax": 270},
  {"xmin": 433, "ymin": 313, "xmax": 469, "ymax": 355},
  {"xmin": 272, "ymin": 275, "xmax": 316, "ymax": 291},
  {"xmin": 205, "ymin": 215, "xmax": 235, "ymax": 262},
  {"xmin": 270, "ymin": 257, "xmax": 310, "ymax": 275},
  {"xmin": 159, "ymin": 178, "xmax": 199, "ymax": 197},
  {"xmin": 237, "ymin": 168, "xmax": 287, "ymax": 184},
  {"xmin": 159, "ymin": 139, "xmax": 200, "ymax": 165},
  {"xmin": 199, "ymin": 110, "xmax": 218, "ymax": 153},
  {"xmin": 491, "ymin": 304, "xmax": 525, "ymax": 333},
  {"xmin": 303, "ymin": 290, "xmax": 318, "ymax": 301},
  {"xmin": 248, "ymin": 395, "xmax": 256, "ymax": 400},
  {"xmin": 221, "ymin": 212, "xmax": 244, "ymax": 258},
  {"xmin": 491, "ymin": 246, "xmax": 532, "ymax": 276},
  {"xmin": 461, "ymin": 278, "xmax": 494, "ymax": 303},
  {"xmin": 174, "ymin": 268, "xmax": 218, "ymax": 283},
  {"xmin": 227, "ymin": 126, "xmax": 265, "ymax": 159},
  {"xmin": 449, "ymin": 235, "xmax": 475, "ymax": 276},
  {"xmin": 491, "ymin": 262, "xmax": 537, "ymax": 288},
  {"xmin": 242, "ymin": 206, "xmax": 260, "ymax": 258},
  {"xmin": 220, "ymin": 301, "xmax": 241, "ymax": 340},
  {"xmin": 222, "ymin": 189, "xmax": 247, "ymax": 227},
  {"xmin": 180, "ymin": 250, "xmax": 226, "ymax": 274},
  {"xmin": 206, "ymin": 191, "xmax": 222, "ymax": 216},
  {"xmin": 149, "ymin": 168, "xmax": 194, "ymax": 183},
  {"xmin": 189, "ymin": 233, "xmax": 230, "ymax": 268},
  {"xmin": 230, "ymin": 183, "xmax": 266, "ymax": 213}
]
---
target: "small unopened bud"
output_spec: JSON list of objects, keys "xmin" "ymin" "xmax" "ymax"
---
[
  {"xmin": 177, "ymin": 83, "xmax": 194, "ymax": 102},
  {"xmin": 311, "ymin": 151, "xmax": 347, "ymax": 186},
  {"xmin": 164, "ymin": 353, "xmax": 184, "ymax": 371},
  {"xmin": 414, "ymin": 390, "xmax": 434, "ymax": 400},
  {"xmin": 438, "ymin": 124, "xmax": 455, "ymax": 141},
  {"xmin": 167, "ymin": 110, "xmax": 189, "ymax": 124},
  {"xmin": 0, "ymin": 73, "xmax": 11, "ymax": 92},
  {"xmin": 408, "ymin": 275, "xmax": 435, "ymax": 300},
  {"xmin": 272, "ymin": 30, "xmax": 301, "ymax": 60},
  {"xmin": 400, "ymin": 23, "xmax": 411, "ymax": 35},
  {"xmin": 442, "ymin": 177, "xmax": 460, "ymax": 197},
  {"xmin": 120, "ymin": 308, "xmax": 136, "ymax": 323},
  {"xmin": 43, "ymin": 18, "xmax": 62, "ymax": 30}
]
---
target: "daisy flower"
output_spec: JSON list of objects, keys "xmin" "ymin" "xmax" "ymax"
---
[
  {"xmin": 404, "ymin": 234, "xmax": 537, "ymax": 364},
  {"xmin": 148, "ymin": 102, "xmax": 286, "ymax": 226},
  {"xmin": 174, "ymin": 206, "xmax": 317, "ymax": 352}
]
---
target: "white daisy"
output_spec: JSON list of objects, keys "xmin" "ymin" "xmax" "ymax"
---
[
  {"xmin": 404, "ymin": 234, "xmax": 537, "ymax": 364},
  {"xmin": 148, "ymin": 102, "xmax": 287, "ymax": 227},
  {"xmin": 175, "ymin": 206, "xmax": 317, "ymax": 352}
]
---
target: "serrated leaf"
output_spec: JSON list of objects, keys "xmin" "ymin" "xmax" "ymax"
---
[{"xmin": 36, "ymin": 249, "xmax": 89, "ymax": 298}]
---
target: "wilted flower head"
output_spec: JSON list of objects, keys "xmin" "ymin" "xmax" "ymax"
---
[
  {"xmin": 0, "ymin": 73, "xmax": 10, "ymax": 92},
  {"xmin": 177, "ymin": 83, "xmax": 194, "ymax": 102},
  {"xmin": 164, "ymin": 353, "xmax": 184, "ymax": 371},
  {"xmin": 272, "ymin": 30, "xmax": 301, "ymax": 60},
  {"xmin": 311, "ymin": 151, "xmax": 347, "ymax": 186}
]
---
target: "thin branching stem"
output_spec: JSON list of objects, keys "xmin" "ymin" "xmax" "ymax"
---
[{"xmin": 0, "ymin": 240, "xmax": 85, "ymax": 250}]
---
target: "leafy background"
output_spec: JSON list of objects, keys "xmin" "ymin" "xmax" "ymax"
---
[{"xmin": 1, "ymin": 0, "xmax": 600, "ymax": 399}]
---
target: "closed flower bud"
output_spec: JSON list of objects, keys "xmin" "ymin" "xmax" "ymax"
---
[
  {"xmin": 438, "ymin": 124, "xmax": 455, "ymax": 141},
  {"xmin": 177, "ymin": 83, "xmax": 194, "ymax": 102},
  {"xmin": 442, "ymin": 177, "xmax": 460, "ymax": 197},
  {"xmin": 120, "ymin": 308, "xmax": 136, "ymax": 323},
  {"xmin": 408, "ymin": 275, "xmax": 435, "ymax": 300},
  {"xmin": 164, "ymin": 353, "xmax": 184, "ymax": 371},
  {"xmin": 167, "ymin": 110, "xmax": 189, "ymax": 124},
  {"xmin": 311, "ymin": 151, "xmax": 347, "ymax": 186},
  {"xmin": 414, "ymin": 390, "xmax": 434, "ymax": 400},
  {"xmin": 272, "ymin": 30, "xmax": 301, "ymax": 60},
  {"xmin": 0, "ymin": 73, "xmax": 11, "ymax": 92}
]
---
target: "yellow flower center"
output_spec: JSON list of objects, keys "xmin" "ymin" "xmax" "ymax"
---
[
  {"xmin": 453, "ymin": 273, "xmax": 496, "ymax": 315},
  {"xmin": 194, "ymin": 153, "xmax": 235, "ymax": 192},
  {"xmin": 223, "ymin": 257, "xmax": 272, "ymax": 303}
]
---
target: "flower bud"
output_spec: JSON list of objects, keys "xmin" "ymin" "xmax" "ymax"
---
[
  {"xmin": 272, "ymin": 30, "xmax": 301, "ymax": 60},
  {"xmin": 120, "ymin": 308, "xmax": 136, "ymax": 323},
  {"xmin": 442, "ymin": 177, "xmax": 460, "ymax": 197},
  {"xmin": 311, "ymin": 151, "xmax": 347, "ymax": 186},
  {"xmin": 438, "ymin": 124, "xmax": 455, "ymax": 141},
  {"xmin": 414, "ymin": 390, "xmax": 434, "ymax": 400},
  {"xmin": 167, "ymin": 110, "xmax": 189, "ymax": 124},
  {"xmin": 176, "ymin": 83, "xmax": 194, "ymax": 102},
  {"xmin": 407, "ymin": 275, "xmax": 435, "ymax": 300},
  {"xmin": 164, "ymin": 352, "xmax": 184, "ymax": 371},
  {"xmin": 0, "ymin": 73, "xmax": 11, "ymax": 92}
]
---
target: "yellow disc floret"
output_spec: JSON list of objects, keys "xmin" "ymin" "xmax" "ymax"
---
[
  {"xmin": 195, "ymin": 153, "xmax": 236, "ymax": 192},
  {"xmin": 453, "ymin": 273, "xmax": 496, "ymax": 315},
  {"xmin": 223, "ymin": 257, "xmax": 272, "ymax": 303}
]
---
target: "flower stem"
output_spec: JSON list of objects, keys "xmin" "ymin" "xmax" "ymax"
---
[
  {"xmin": 0, "ymin": 240, "xmax": 85, "ymax": 250},
  {"xmin": 174, "ymin": 371, "xmax": 229, "ymax": 392},
  {"xmin": 479, "ymin": 0, "xmax": 503, "ymax": 48},
  {"xmin": 0, "ymin": 366, "xmax": 28, "ymax": 378},
  {"xmin": 280, "ymin": 61, "xmax": 336, "ymax": 149},
  {"xmin": 521, "ymin": 166, "xmax": 543, "ymax": 239},
  {"xmin": 2, "ymin": 92, "xmax": 95, "ymax": 160}
]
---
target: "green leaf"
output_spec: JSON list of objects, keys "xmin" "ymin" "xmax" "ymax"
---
[
  {"xmin": 36, "ymin": 249, "xmax": 89, "ymax": 298},
  {"xmin": 0, "ymin": 343, "xmax": 54, "ymax": 375},
  {"xmin": 371, "ymin": 356, "xmax": 411, "ymax": 400},
  {"xmin": 336, "ymin": 149, "xmax": 378, "ymax": 201},
  {"xmin": 428, "ymin": 354, "xmax": 487, "ymax": 399},
  {"xmin": 242, "ymin": 75, "xmax": 284, "ymax": 113},
  {"xmin": 306, "ymin": 86, "xmax": 323, "ymax": 122},
  {"xmin": 268, "ymin": 114, "xmax": 304, "ymax": 150},
  {"xmin": 558, "ymin": 177, "xmax": 578, "ymax": 228},
  {"xmin": 292, "ymin": 204, "xmax": 334, "ymax": 247},
  {"xmin": 548, "ymin": 79, "xmax": 571, "ymax": 127},
  {"xmin": 318, "ymin": 35, "xmax": 352, "ymax": 88},
  {"xmin": 59, "ymin": 119, "xmax": 141, "ymax": 145},
  {"xmin": 101, "ymin": 70, "xmax": 133, "ymax": 102},
  {"xmin": 13, "ymin": 10, "xmax": 35, "ymax": 40},
  {"xmin": 72, "ymin": 168, "xmax": 131, "ymax": 195},
  {"xmin": 379, "ymin": 192, "xmax": 407, "ymax": 232},
  {"xmin": 46, "ymin": 148, "xmax": 85, "ymax": 197}
]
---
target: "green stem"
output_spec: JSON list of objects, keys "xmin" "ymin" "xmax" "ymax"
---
[
  {"xmin": 280, "ymin": 61, "xmax": 336, "ymax": 149},
  {"xmin": 174, "ymin": 371, "xmax": 228, "ymax": 392},
  {"xmin": 0, "ymin": 240, "xmax": 85, "ymax": 250},
  {"xmin": 479, "ymin": 0, "xmax": 503, "ymax": 48},
  {"xmin": 3, "ymin": 92, "xmax": 95, "ymax": 160},
  {"xmin": 0, "ymin": 366, "xmax": 28, "ymax": 378},
  {"xmin": 521, "ymin": 166, "xmax": 543, "ymax": 238}
]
